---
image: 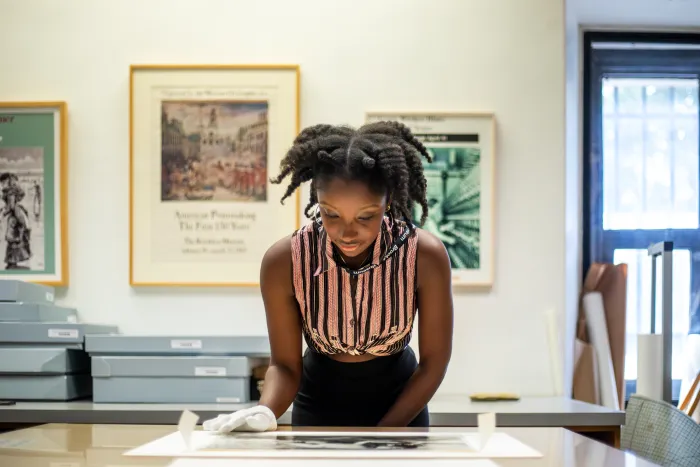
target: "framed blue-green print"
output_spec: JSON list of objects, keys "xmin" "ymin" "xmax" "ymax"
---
[{"xmin": 365, "ymin": 111, "xmax": 496, "ymax": 288}]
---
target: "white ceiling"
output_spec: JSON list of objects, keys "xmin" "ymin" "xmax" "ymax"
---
[{"xmin": 568, "ymin": 0, "xmax": 700, "ymax": 28}]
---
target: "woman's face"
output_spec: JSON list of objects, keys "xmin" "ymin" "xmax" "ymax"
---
[{"xmin": 316, "ymin": 177, "xmax": 387, "ymax": 259}]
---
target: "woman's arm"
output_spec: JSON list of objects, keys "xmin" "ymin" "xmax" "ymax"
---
[
  {"xmin": 377, "ymin": 229, "xmax": 453, "ymax": 427},
  {"xmin": 257, "ymin": 236, "xmax": 304, "ymax": 419}
]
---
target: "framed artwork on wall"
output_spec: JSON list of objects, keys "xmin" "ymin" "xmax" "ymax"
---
[
  {"xmin": 365, "ymin": 111, "xmax": 496, "ymax": 287},
  {"xmin": 130, "ymin": 65, "xmax": 301, "ymax": 286},
  {"xmin": 0, "ymin": 102, "xmax": 68, "ymax": 286}
]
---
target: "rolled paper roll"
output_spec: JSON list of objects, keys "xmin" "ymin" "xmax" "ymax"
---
[
  {"xmin": 636, "ymin": 333, "xmax": 664, "ymax": 401},
  {"xmin": 583, "ymin": 292, "xmax": 620, "ymax": 410}
]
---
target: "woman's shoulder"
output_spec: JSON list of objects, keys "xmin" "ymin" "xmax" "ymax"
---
[
  {"xmin": 263, "ymin": 234, "xmax": 293, "ymax": 263},
  {"xmin": 291, "ymin": 219, "xmax": 318, "ymax": 238},
  {"xmin": 260, "ymin": 234, "xmax": 294, "ymax": 291},
  {"xmin": 392, "ymin": 219, "xmax": 443, "ymax": 253},
  {"xmin": 261, "ymin": 221, "xmax": 319, "ymax": 277},
  {"xmin": 414, "ymin": 227, "xmax": 451, "ymax": 272}
]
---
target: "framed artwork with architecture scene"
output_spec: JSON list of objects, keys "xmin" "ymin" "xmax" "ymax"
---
[
  {"xmin": 0, "ymin": 102, "xmax": 68, "ymax": 286},
  {"xmin": 365, "ymin": 111, "xmax": 495, "ymax": 287},
  {"xmin": 130, "ymin": 65, "xmax": 300, "ymax": 286}
]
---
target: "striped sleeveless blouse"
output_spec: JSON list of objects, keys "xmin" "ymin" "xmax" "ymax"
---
[{"xmin": 291, "ymin": 216, "xmax": 419, "ymax": 356}]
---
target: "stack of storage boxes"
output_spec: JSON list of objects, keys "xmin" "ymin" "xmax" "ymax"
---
[
  {"xmin": 0, "ymin": 280, "xmax": 119, "ymax": 401},
  {"xmin": 85, "ymin": 334, "xmax": 270, "ymax": 403}
]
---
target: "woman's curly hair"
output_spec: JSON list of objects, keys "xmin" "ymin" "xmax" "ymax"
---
[{"xmin": 270, "ymin": 121, "xmax": 432, "ymax": 236}]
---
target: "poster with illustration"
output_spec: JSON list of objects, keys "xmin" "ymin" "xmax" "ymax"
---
[
  {"xmin": 130, "ymin": 65, "xmax": 300, "ymax": 286},
  {"xmin": 366, "ymin": 112, "xmax": 495, "ymax": 287}
]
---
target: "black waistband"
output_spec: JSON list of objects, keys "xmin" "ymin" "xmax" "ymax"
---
[{"xmin": 303, "ymin": 346, "xmax": 415, "ymax": 378}]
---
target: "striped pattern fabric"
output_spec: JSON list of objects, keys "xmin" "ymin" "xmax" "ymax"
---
[{"xmin": 291, "ymin": 216, "xmax": 419, "ymax": 356}]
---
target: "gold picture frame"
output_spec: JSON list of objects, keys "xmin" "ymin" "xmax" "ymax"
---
[
  {"xmin": 129, "ymin": 65, "xmax": 301, "ymax": 286},
  {"xmin": 0, "ymin": 101, "xmax": 69, "ymax": 286},
  {"xmin": 366, "ymin": 111, "xmax": 496, "ymax": 288}
]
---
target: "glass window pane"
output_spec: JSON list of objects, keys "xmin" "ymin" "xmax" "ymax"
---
[
  {"xmin": 646, "ymin": 84, "xmax": 673, "ymax": 114},
  {"xmin": 614, "ymin": 249, "xmax": 691, "ymax": 381},
  {"xmin": 617, "ymin": 119, "xmax": 644, "ymax": 213},
  {"xmin": 602, "ymin": 82, "xmax": 615, "ymax": 114},
  {"xmin": 645, "ymin": 119, "xmax": 673, "ymax": 214},
  {"xmin": 675, "ymin": 85, "xmax": 698, "ymax": 114},
  {"xmin": 618, "ymin": 83, "xmax": 643, "ymax": 114},
  {"xmin": 674, "ymin": 117, "xmax": 700, "ymax": 220},
  {"xmin": 602, "ymin": 77, "xmax": 699, "ymax": 230}
]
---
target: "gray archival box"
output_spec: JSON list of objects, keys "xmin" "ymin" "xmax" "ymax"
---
[
  {"xmin": 84, "ymin": 335, "xmax": 270, "ymax": 356},
  {"xmin": 0, "ymin": 280, "xmax": 55, "ymax": 304},
  {"xmin": 0, "ymin": 347, "xmax": 90, "ymax": 374},
  {"xmin": 0, "ymin": 303, "xmax": 78, "ymax": 322},
  {"xmin": 0, "ymin": 347, "xmax": 92, "ymax": 401},
  {"xmin": 90, "ymin": 355, "xmax": 259, "ymax": 403},
  {"xmin": 0, "ymin": 375, "xmax": 91, "ymax": 401},
  {"xmin": 0, "ymin": 322, "xmax": 119, "ymax": 347}
]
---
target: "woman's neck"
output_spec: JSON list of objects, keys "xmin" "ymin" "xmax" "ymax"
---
[{"xmin": 335, "ymin": 244, "xmax": 373, "ymax": 270}]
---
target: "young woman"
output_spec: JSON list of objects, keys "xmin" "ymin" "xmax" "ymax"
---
[{"xmin": 203, "ymin": 121, "xmax": 453, "ymax": 432}]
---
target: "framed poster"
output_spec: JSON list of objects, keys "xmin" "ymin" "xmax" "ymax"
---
[
  {"xmin": 130, "ymin": 65, "xmax": 300, "ymax": 286},
  {"xmin": 0, "ymin": 102, "xmax": 68, "ymax": 286},
  {"xmin": 366, "ymin": 111, "xmax": 495, "ymax": 287}
]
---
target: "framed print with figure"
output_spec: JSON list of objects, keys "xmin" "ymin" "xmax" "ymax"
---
[
  {"xmin": 366, "ymin": 111, "xmax": 495, "ymax": 287},
  {"xmin": 0, "ymin": 102, "xmax": 68, "ymax": 286},
  {"xmin": 130, "ymin": 65, "xmax": 300, "ymax": 286}
]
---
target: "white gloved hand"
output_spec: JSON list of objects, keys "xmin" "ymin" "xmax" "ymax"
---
[{"xmin": 202, "ymin": 405, "xmax": 278, "ymax": 433}]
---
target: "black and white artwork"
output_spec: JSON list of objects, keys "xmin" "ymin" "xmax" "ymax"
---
[
  {"xmin": 203, "ymin": 433, "xmax": 470, "ymax": 452},
  {"xmin": 126, "ymin": 430, "xmax": 543, "ymax": 460},
  {"xmin": 0, "ymin": 147, "xmax": 44, "ymax": 271}
]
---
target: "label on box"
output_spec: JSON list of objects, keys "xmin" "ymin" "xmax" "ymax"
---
[
  {"xmin": 0, "ymin": 438, "xmax": 31, "ymax": 448},
  {"xmin": 46, "ymin": 292, "xmax": 54, "ymax": 302},
  {"xmin": 216, "ymin": 397, "xmax": 241, "ymax": 403},
  {"xmin": 171, "ymin": 339, "xmax": 202, "ymax": 349},
  {"xmin": 195, "ymin": 366, "xmax": 227, "ymax": 377},
  {"xmin": 48, "ymin": 328, "xmax": 78, "ymax": 339}
]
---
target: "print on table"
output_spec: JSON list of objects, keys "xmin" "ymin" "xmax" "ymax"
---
[
  {"xmin": 198, "ymin": 432, "xmax": 479, "ymax": 454},
  {"xmin": 126, "ymin": 430, "xmax": 544, "ymax": 459},
  {"xmin": 161, "ymin": 101, "xmax": 269, "ymax": 202}
]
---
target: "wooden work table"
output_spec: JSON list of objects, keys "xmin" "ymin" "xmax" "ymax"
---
[
  {"xmin": 0, "ymin": 395, "xmax": 625, "ymax": 447},
  {"xmin": 0, "ymin": 422, "xmax": 656, "ymax": 467}
]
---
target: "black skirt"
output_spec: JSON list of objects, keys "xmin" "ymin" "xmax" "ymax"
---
[{"xmin": 291, "ymin": 345, "xmax": 429, "ymax": 427}]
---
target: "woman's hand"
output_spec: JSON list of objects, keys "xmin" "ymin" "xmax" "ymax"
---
[{"xmin": 202, "ymin": 405, "xmax": 278, "ymax": 433}]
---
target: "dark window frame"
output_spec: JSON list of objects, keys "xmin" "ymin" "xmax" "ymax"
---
[{"xmin": 582, "ymin": 31, "xmax": 700, "ymax": 403}]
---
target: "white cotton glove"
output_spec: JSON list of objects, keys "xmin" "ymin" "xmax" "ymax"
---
[{"xmin": 202, "ymin": 405, "xmax": 278, "ymax": 433}]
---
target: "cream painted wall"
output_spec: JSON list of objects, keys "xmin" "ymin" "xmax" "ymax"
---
[{"xmin": 0, "ymin": 0, "xmax": 566, "ymax": 397}]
